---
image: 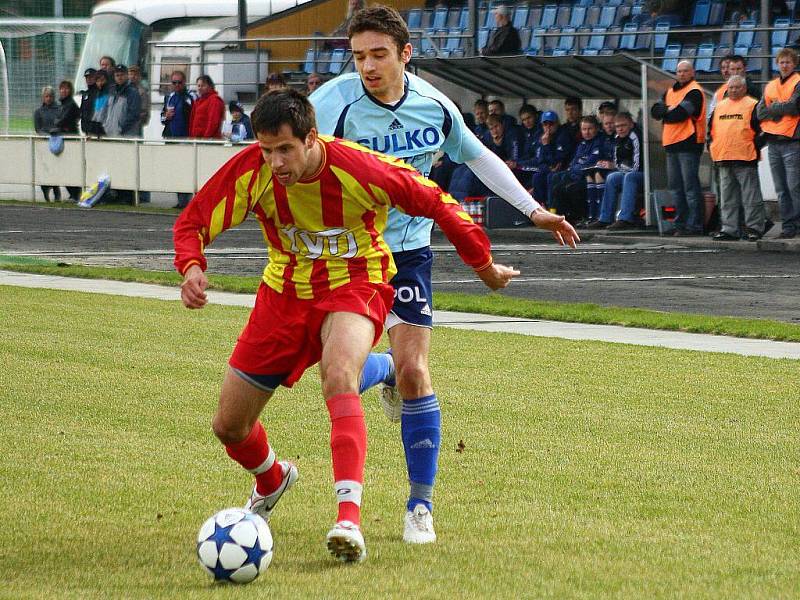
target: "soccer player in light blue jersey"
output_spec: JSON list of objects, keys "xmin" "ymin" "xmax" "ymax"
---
[{"xmin": 311, "ymin": 5, "xmax": 579, "ymax": 544}]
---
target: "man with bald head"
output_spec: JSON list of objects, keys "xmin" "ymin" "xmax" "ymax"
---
[
  {"xmin": 708, "ymin": 75, "xmax": 766, "ymax": 241},
  {"xmin": 651, "ymin": 61, "xmax": 707, "ymax": 235}
]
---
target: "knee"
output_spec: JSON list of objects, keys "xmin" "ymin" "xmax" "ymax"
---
[
  {"xmin": 211, "ymin": 413, "xmax": 250, "ymax": 446},
  {"xmin": 321, "ymin": 367, "xmax": 359, "ymax": 398},
  {"xmin": 395, "ymin": 359, "xmax": 431, "ymax": 397}
]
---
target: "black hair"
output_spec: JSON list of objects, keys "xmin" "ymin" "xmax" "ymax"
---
[{"xmin": 251, "ymin": 89, "xmax": 316, "ymax": 139}]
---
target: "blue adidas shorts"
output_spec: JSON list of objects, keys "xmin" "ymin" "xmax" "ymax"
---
[{"xmin": 387, "ymin": 247, "xmax": 434, "ymax": 329}]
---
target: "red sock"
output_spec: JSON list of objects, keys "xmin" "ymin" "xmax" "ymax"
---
[
  {"xmin": 224, "ymin": 421, "xmax": 283, "ymax": 496},
  {"xmin": 326, "ymin": 393, "xmax": 367, "ymax": 525}
]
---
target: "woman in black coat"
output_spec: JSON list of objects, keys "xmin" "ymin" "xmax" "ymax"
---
[{"xmin": 54, "ymin": 80, "xmax": 82, "ymax": 201}]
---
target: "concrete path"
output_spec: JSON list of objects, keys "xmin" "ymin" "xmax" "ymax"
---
[{"xmin": 2, "ymin": 270, "xmax": 799, "ymax": 361}]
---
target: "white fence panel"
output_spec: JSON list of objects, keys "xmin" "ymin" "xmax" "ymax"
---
[
  {"xmin": 85, "ymin": 140, "xmax": 138, "ymax": 190},
  {"xmin": 197, "ymin": 144, "xmax": 245, "ymax": 189},
  {"xmin": 34, "ymin": 138, "xmax": 84, "ymax": 187},
  {"xmin": 0, "ymin": 139, "xmax": 32, "ymax": 184},
  {"xmin": 139, "ymin": 142, "xmax": 196, "ymax": 193}
]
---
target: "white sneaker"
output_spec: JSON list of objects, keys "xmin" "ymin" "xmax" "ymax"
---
[
  {"xmin": 403, "ymin": 504, "xmax": 436, "ymax": 544},
  {"xmin": 245, "ymin": 461, "xmax": 298, "ymax": 521},
  {"xmin": 326, "ymin": 521, "xmax": 367, "ymax": 563},
  {"xmin": 377, "ymin": 350, "xmax": 402, "ymax": 423}
]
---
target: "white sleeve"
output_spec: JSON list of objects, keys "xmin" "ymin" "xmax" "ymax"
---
[{"xmin": 465, "ymin": 146, "xmax": 541, "ymax": 217}]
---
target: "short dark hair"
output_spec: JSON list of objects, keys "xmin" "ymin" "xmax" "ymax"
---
[
  {"xmin": 486, "ymin": 114, "xmax": 503, "ymax": 126},
  {"xmin": 196, "ymin": 74, "xmax": 215, "ymax": 89},
  {"xmin": 251, "ymin": 89, "xmax": 316, "ymax": 139},
  {"xmin": 100, "ymin": 55, "xmax": 116, "ymax": 67},
  {"xmin": 565, "ymin": 96, "xmax": 582, "ymax": 109},
  {"xmin": 580, "ymin": 115, "xmax": 599, "ymax": 127},
  {"xmin": 488, "ymin": 99, "xmax": 505, "ymax": 110},
  {"xmin": 171, "ymin": 70, "xmax": 186, "ymax": 81},
  {"xmin": 58, "ymin": 80, "xmax": 74, "ymax": 95},
  {"xmin": 727, "ymin": 53, "xmax": 747, "ymax": 66},
  {"xmin": 474, "ymin": 99, "xmax": 488, "ymax": 110},
  {"xmin": 519, "ymin": 103, "xmax": 538, "ymax": 116},
  {"xmin": 614, "ymin": 110, "xmax": 634, "ymax": 123},
  {"xmin": 347, "ymin": 5, "xmax": 410, "ymax": 57}
]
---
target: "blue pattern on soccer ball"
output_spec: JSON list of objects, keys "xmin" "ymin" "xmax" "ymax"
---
[{"xmin": 199, "ymin": 517, "xmax": 269, "ymax": 582}]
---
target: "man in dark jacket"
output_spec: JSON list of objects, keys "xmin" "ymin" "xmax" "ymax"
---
[
  {"xmin": 79, "ymin": 68, "xmax": 98, "ymax": 135},
  {"xmin": 481, "ymin": 6, "xmax": 521, "ymax": 56},
  {"xmin": 517, "ymin": 111, "xmax": 571, "ymax": 202},
  {"xmin": 102, "ymin": 64, "xmax": 142, "ymax": 137},
  {"xmin": 54, "ymin": 79, "xmax": 82, "ymax": 201},
  {"xmin": 161, "ymin": 70, "xmax": 193, "ymax": 208}
]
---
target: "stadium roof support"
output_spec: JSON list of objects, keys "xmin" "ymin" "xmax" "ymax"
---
[{"xmin": 411, "ymin": 53, "xmax": 694, "ymax": 226}]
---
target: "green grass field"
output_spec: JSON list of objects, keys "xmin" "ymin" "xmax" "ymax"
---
[{"xmin": 1, "ymin": 285, "xmax": 798, "ymax": 599}]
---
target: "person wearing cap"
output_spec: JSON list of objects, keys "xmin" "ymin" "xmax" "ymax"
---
[
  {"xmin": 127, "ymin": 65, "xmax": 150, "ymax": 135},
  {"xmin": 79, "ymin": 68, "xmax": 98, "ymax": 135},
  {"xmin": 481, "ymin": 5, "xmax": 521, "ymax": 56},
  {"xmin": 266, "ymin": 72, "xmax": 287, "ymax": 92},
  {"xmin": 225, "ymin": 101, "xmax": 254, "ymax": 141},
  {"xmin": 189, "ymin": 75, "xmax": 225, "ymax": 139},
  {"xmin": 516, "ymin": 111, "xmax": 571, "ymax": 205},
  {"xmin": 102, "ymin": 64, "xmax": 141, "ymax": 137},
  {"xmin": 756, "ymin": 46, "xmax": 800, "ymax": 239}
]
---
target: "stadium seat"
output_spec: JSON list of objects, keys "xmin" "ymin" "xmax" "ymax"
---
[
  {"xmin": 570, "ymin": 5, "xmax": 587, "ymax": 28},
  {"xmin": 477, "ymin": 27, "xmax": 490, "ymax": 50},
  {"xmin": 694, "ymin": 43, "xmax": 715, "ymax": 73},
  {"xmin": 585, "ymin": 5, "xmax": 601, "ymax": 27},
  {"xmin": 691, "ymin": 0, "xmax": 711, "ymax": 26},
  {"xmin": 407, "ymin": 8, "xmax": 422, "ymax": 29},
  {"xmin": 682, "ymin": 44, "xmax": 698, "ymax": 63},
  {"xmin": 525, "ymin": 27, "xmax": 547, "ymax": 55},
  {"xmin": 747, "ymin": 44, "xmax": 764, "ymax": 72},
  {"xmin": 619, "ymin": 23, "xmax": 638, "ymax": 50},
  {"xmin": 444, "ymin": 27, "xmax": 463, "ymax": 51},
  {"xmin": 661, "ymin": 43, "xmax": 681, "ymax": 71},
  {"xmin": 556, "ymin": 5, "xmax": 571, "ymax": 27},
  {"xmin": 478, "ymin": 7, "xmax": 488, "ymax": 29},
  {"xmin": 302, "ymin": 48, "xmax": 315, "ymax": 74},
  {"xmin": 711, "ymin": 44, "xmax": 730, "ymax": 72},
  {"xmin": 421, "ymin": 9, "xmax": 434, "ymax": 29},
  {"xmin": 445, "ymin": 7, "xmax": 462, "ymax": 28},
  {"xmin": 735, "ymin": 20, "xmax": 756, "ymax": 47},
  {"xmin": 513, "ymin": 5, "xmax": 530, "ymax": 29},
  {"xmin": 604, "ymin": 26, "xmax": 621, "ymax": 51},
  {"xmin": 557, "ymin": 26, "xmax": 577, "ymax": 51},
  {"xmin": 614, "ymin": 5, "xmax": 632, "ymax": 26},
  {"xmin": 653, "ymin": 21, "xmax": 670, "ymax": 51},
  {"xmin": 634, "ymin": 25, "xmax": 653, "ymax": 51},
  {"xmin": 552, "ymin": 48, "xmax": 568, "ymax": 56},
  {"xmin": 457, "ymin": 7, "xmax": 470, "ymax": 30},
  {"xmin": 527, "ymin": 6, "xmax": 543, "ymax": 28},
  {"xmin": 599, "ymin": 5, "xmax": 617, "ymax": 27},
  {"xmin": 519, "ymin": 26, "xmax": 533, "ymax": 50},
  {"xmin": 606, "ymin": 0, "xmax": 623, "ymax": 6},
  {"xmin": 329, "ymin": 48, "xmax": 345, "ymax": 74},
  {"xmin": 483, "ymin": 7, "xmax": 495, "ymax": 28},
  {"xmin": 772, "ymin": 18, "xmax": 791, "ymax": 48},
  {"xmin": 575, "ymin": 26, "xmax": 592, "ymax": 51},
  {"xmin": 452, "ymin": 48, "xmax": 466, "ymax": 58},
  {"xmin": 587, "ymin": 26, "xmax": 607, "ymax": 51},
  {"xmin": 718, "ymin": 22, "xmax": 737, "ymax": 47},
  {"xmin": 540, "ymin": 4, "xmax": 558, "ymax": 29},
  {"xmin": 708, "ymin": 1, "xmax": 725, "ymax": 25},
  {"xmin": 317, "ymin": 50, "xmax": 332, "ymax": 75},
  {"xmin": 544, "ymin": 27, "xmax": 560, "ymax": 52},
  {"xmin": 432, "ymin": 7, "xmax": 448, "ymax": 30},
  {"xmin": 581, "ymin": 47, "xmax": 600, "ymax": 56}
]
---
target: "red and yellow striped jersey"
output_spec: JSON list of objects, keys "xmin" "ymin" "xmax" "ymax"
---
[{"xmin": 173, "ymin": 135, "xmax": 492, "ymax": 299}]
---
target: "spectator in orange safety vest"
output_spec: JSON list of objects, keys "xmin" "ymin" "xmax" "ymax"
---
[
  {"xmin": 756, "ymin": 47, "xmax": 800, "ymax": 239},
  {"xmin": 708, "ymin": 75, "xmax": 767, "ymax": 241}
]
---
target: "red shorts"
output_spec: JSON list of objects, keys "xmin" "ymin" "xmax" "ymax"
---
[{"xmin": 229, "ymin": 281, "xmax": 394, "ymax": 388}]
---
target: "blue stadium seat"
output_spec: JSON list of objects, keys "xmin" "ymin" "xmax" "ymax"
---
[
  {"xmin": 653, "ymin": 21, "xmax": 670, "ymax": 51},
  {"xmin": 303, "ymin": 48, "xmax": 315, "ymax": 74},
  {"xmin": 317, "ymin": 50, "xmax": 331, "ymax": 75},
  {"xmin": 552, "ymin": 48, "xmax": 568, "ymax": 56},
  {"xmin": 682, "ymin": 44, "xmax": 698, "ymax": 64},
  {"xmin": 407, "ymin": 8, "xmax": 422, "ymax": 29},
  {"xmin": 556, "ymin": 5, "xmax": 571, "ymax": 27},
  {"xmin": 691, "ymin": 0, "xmax": 711, "ymax": 26},
  {"xmin": 661, "ymin": 43, "xmax": 681, "ymax": 71},
  {"xmin": 614, "ymin": 5, "xmax": 632, "ymax": 27},
  {"xmin": 444, "ymin": 27, "xmax": 463, "ymax": 51},
  {"xmin": 718, "ymin": 22, "xmax": 737, "ymax": 47},
  {"xmin": 446, "ymin": 7, "xmax": 463, "ymax": 28},
  {"xmin": 544, "ymin": 27, "xmax": 560, "ymax": 52},
  {"xmin": 483, "ymin": 7, "xmax": 495, "ymax": 28},
  {"xmin": 694, "ymin": 43, "xmax": 715, "ymax": 73},
  {"xmin": 604, "ymin": 26, "xmax": 621, "ymax": 51},
  {"xmin": 631, "ymin": 4, "xmax": 643, "ymax": 18},
  {"xmin": 619, "ymin": 23, "xmax": 638, "ymax": 50},
  {"xmin": 772, "ymin": 18, "xmax": 791, "ymax": 47},
  {"xmin": 527, "ymin": 6, "xmax": 543, "ymax": 28},
  {"xmin": 747, "ymin": 44, "xmax": 764, "ymax": 72},
  {"xmin": 526, "ymin": 27, "xmax": 547, "ymax": 55},
  {"xmin": 452, "ymin": 48, "xmax": 466, "ymax": 58},
  {"xmin": 708, "ymin": 1, "xmax": 725, "ymax": 25},
  {"xmin": 477, "ymin": 27, "xmax": 490, "ymax": 50},
  {"xmin": 581, "ymin": 47, "xmax": 600, "ymax": 56},
  {"xmin": 576, "ymin": 26, "xmax": 592, "ymax": 51},
  {"xmin": 585, "ymin": 5, "xmax": 601, "ymax": 27},
  {"xmin": 735, "ymin": 20, "xmax": 756, "ymax": 47},
  {"xmin": 421, "ymin": 9, "xmax": 434, "ymax": 29},
  {"xmin": 557, "ymin": 26, "xmax": 577, "ymax": 51},
  {"xmin": 599, "ymin": 5, "xmax": 617, "ymax": 27},
  {"xmin": 540, "ymin": 4, "xmax": 558, "ymax": 28},
  {"xmin": 587, "ymin": 26, "xmax": 607, "ymax": 51},
  {"xmin": 513, "ymin": 5, "xmax": 530, "ymax": 29},
  {"xmin": 606, "ymin": 0, "xmax": 623, "ymax": 6},
  {"xmin": 329, "ymin": 48, "xmax": 345, "ymax": 74},
  {"xmin": 458, "ymin": 7, "xmax": 470, "ymax": 30},
  {"xmin": 635, "ymin": 25, "xmax": 652, "ymax": 50},
  {"xmin": 519, "ymin": 26, "xmax": 533, "ymax": 50},
  {"xmin": 570, "ymin": 5, "xmax": 587, "ymax": 28},
  {"xmin": 432, "ymin": 7, "xmax": 448, "ymax": 29},
  {"xmin": 712, "ymin": 44, "xmax": 730, "ymax": 72}
]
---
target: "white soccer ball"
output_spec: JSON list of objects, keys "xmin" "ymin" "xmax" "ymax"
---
[{"xmin": 196, "ymin": 508, "xmax": 273, "ymax": 583}]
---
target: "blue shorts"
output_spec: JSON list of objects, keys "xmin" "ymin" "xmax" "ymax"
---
[{"xmin": 387, "ymin": 247, "xmax": 434, "ymax": 329}]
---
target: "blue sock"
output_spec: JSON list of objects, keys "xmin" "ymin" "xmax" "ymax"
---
[
  {"xmin": 358, "ymin": 352, "xmax": 394, "ymax": 394},
  {"xmin": 594, "ymin": 183, "xmax": 605, "ymax": 220},
  {"xmin": 401, "ymin": 394, "xmax": 441, "ymax": 512},
  {"xmin": 585, "ymin": 184, "xmax": 596, "ymax": 219}
]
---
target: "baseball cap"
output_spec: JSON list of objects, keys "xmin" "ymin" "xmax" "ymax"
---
[
  {"xmin": 228, "ymin": 101, "xmax": 244, "ymax": 113},
  {"xmin": 113, "ymin": 64, "xmax": 128, "ymax": 73},
  {"xmin": 540, "ymin": 110, "xmax": 558, "ymax": 123},
  {"xmin": 83, "ymin": 67, "xmax": 97, "ymax": 77}
]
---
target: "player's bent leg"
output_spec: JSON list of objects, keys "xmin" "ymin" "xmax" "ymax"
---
[
  {"xmin": 388, "ymin": 324, "xmax": 439, "ymax": 544},
  {"xmin": 319, "ymin": 311, "xmax": 375, "ymax": 562},
  {"xmin": 213, "ymin": 368, "xmax": 297, "ymax": 521}
]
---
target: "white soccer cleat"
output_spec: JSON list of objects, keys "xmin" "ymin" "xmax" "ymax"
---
[
  {"xmin": 245, "ymin": 461, "xmax": 298, "ymax": 522},
  {"xmin": 403, "ymin": 504, "xmax": 436, "ymax": 544},
  {"xmin": 379, "ymin": 381, "xmax": 403, "ymax": 423},
  {"xmin": 326, "ymin": 521, "xmax": 367, "ymax": 563}
]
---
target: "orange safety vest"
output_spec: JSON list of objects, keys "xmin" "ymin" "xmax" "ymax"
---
[
  {"xmin": 663, "ymin": 80, "xmax": 707, "ymax": 146},
  {"xmin": 760, "ymin": 72, "xmax": 800, "ymax": 138},
  {"xmin": 709, "ymin": 96, "xmax": 758, "ymax": 162},
  {"xmin": 714, "ymin": 83, "xmax": 728, "ymax": 104}
]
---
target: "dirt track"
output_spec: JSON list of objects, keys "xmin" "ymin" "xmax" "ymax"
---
[{"xmin": 1, "ymin": 204, "xmax": 798, "ymax": 323}]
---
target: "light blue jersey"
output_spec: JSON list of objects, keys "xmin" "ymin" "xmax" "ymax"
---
[{"xmin": 311, "ymin": 71, "xmax": 485, "ymax": 252}]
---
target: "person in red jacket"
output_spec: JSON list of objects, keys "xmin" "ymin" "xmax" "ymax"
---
[{"xmin": 188, "ymin": 75, "xmax": 225, "ymax": 139}]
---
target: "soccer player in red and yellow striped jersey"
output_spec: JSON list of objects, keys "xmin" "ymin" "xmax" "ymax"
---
[{"xmin": 173, "ymin": 89, "xmax": 518, "ymax": 564}]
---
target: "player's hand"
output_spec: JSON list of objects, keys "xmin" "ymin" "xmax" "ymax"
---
[
  {"xmin": 476, "ymin": 262, "xmax": 520, "ymax": 290},
  {"xmin": 181, "ymin": 265, "xmax": 208, "ymax": 309},
  {"xmin": 531, "ymin": 208, "xmax": 580, "ymax": 249}
]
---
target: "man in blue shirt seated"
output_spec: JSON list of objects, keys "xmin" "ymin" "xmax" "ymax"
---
[{"xmin": 516, "ymin": 111, "xmax": 572, "ymax": 203}]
